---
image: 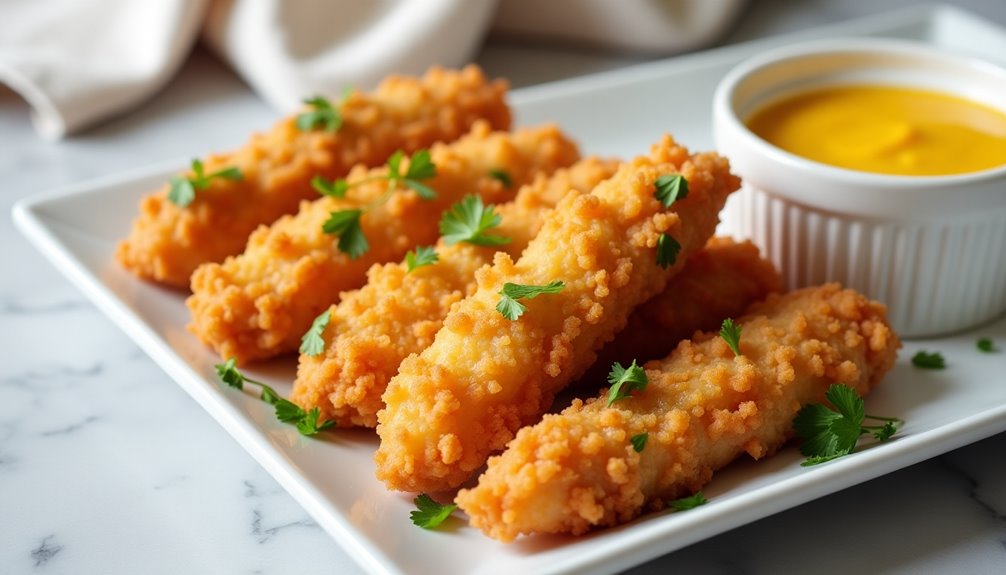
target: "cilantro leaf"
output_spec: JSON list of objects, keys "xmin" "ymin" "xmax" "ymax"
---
[
  {"xmin": 656, "ymin": 233, "xmax": 681, "ymax": 269},
  {"xmin": 405, "ymin": 246, "xmax": 438, "ymax": 272},
  {"xmin": 410, "ymin": 493, "xmax": 457, "ymax": 529},
  {"xmin": 385, "ymin": 149, "xmax": 437, "ymax": 199},
  {"xmin": 439, "ymin": 195, "xmax": 511, "ymax": 246},
  {"xmin": 297, "ymin": 96, "xmax": 342, "ymax": 132},
  {"xmin": 167, "ymin": 159, "xmax": 243, "ymax": 207},
  {"xmin": 488, "ymin": 169, "xmax": 513, "ymax": 188},
  {"xmin": 719, "ymin": 318, "xmax": 742, "ymax": 356},
  {"xmin": 911, "ymin": 351, "xmax": 945, "ymax": 369},
  {"xmin": 669, "ymin": 492, "xmax": 707, "ymax": 511},
  {"xmin": 312, "ymin": 176, "xmax": 350, "ymax": 198},
  {"xmin": 607, "ymin": 360, "xmax": 648, "ymax": 406},
  {"xmin": 630, "ymin": 433, "xmax": 649, "ymax": 453},
  {"xmin": 495, "ymin": 281, "xmax": 565, "ymax": 320},
  {"xmin": 213, "ymin": 358, "xmax": 335, "ymax": 436},
  {"xmin": 654, "ymin": 174, "xmax": 689, "ymax": 207},
  {"xmin": 300, "ymin": 310, "xmax": 331, "ymax": 356},
  {"xmin": 977, "ymin": 338, "xmax": 996, "ymax": 353},
  {"xmin": 793, "ymin": 384, "xmax": 902, "ymax": 466},
  {"xmin": 323, "ymin": 209, "xmax": 369, "ymax": 259}
]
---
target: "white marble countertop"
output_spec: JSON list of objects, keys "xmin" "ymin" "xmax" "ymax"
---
[{"xmin": 3, "ymin": 1, "xmax": 1006, "ymax": 574}]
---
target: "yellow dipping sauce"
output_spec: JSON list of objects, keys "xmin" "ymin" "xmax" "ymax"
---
[{"xmin": 746, "ymin": 85, "xmax": 1006, "ymax": 176}]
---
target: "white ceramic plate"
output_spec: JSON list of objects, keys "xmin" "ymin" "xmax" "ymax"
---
[{"xmin": 13, "ymin": 5, "xmax": 1006, "ymax": 575}]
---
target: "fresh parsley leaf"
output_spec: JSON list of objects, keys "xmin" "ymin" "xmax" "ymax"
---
[
  {"xmin": 385, "ymin": 149, "xmax": 437, "ymax": 199},
  {"xmin": 656, "ymin": 233, "xmax": 681, "ymax": 269},
  {"xmin": 488, "ymin": 169, "xmax": 513, "ymax": 188},
  {"xmin": 793, "ymin": 384, "xmax": 902, "ymax": 466},
  {"xmin": 297, "ymin": 407, "xmax": 336, "ymax": 435},
  {"xmin": 911, "ymin": 350, "xmax": 945, "ymax": 369},
  {"xmin": 405, "ymin": 246, "xmax": 438, "ymax": 272},
  {"xmin": 719, "ymin": 318, "xmax": 742, "ymax": 356},
  {"xmin": 977, "ymin": 338, "xmax": 996, "ymax": 353},
  {"xmin": 214, "ymin": 358, "xmax": 245, "ymax": 389},
  {"xmin": 669, "ymin": 492, "xmax": 707, "ymax": 511},
  {"xmin": 323, "ymin": 209, "xmax": 368, "ymax": 258},
  {"xmin": 630, "ymin": 433, "xmax": 649, "ymax": 453},
  {"xmin": 168, "ymin": 176, "xmax": 196, "ymax": 207},
  {"xmin": 654, "ymin": 174, "xmax": 689, "ymax": 207},
  {"xmin": 312, "ymin": 176, "xmax": 350, "ymax": 198},
  {"xmin": 167, "ymin": 159, "xmax": 243, "ymax": 207},
  {"xmin": 300, "ymin": 310, "xmax": 331, "ymax": 356},
  {"xmin": 410, "ymin": 493, "xmax": 457, "ymax": 529},
  {"xmin": 439, "ymin": 195, "xmax": 511, "ymax": 246},
  {"xmin": 297, "ymin": 96, "xmax": 342, "ymax": 132},
  {"xmin": 213, "ymin": 358, "xmax": 335, "ymax": 436},
  {"xmin": 495, "ymin": 281, "xmax": 565, "ymax": 320},
  {"xmin": 607, "ymin": 360, "xmax": 648, "ymax": 406}
]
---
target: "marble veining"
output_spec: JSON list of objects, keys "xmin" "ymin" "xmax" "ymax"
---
[{"xmin": 3, "ymin": 3, "xmax": 1006, "ymax": 574}]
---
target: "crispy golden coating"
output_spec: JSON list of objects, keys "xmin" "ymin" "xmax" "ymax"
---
[
  {"xmin": 374, "ymin": 136, "xmax": 740, "ymax": 492},
  {"xmin": 117, "ymin": 66, "xmax": 511, "ymax": 287},
  {"xmin": 456, "ymin": 284, "xmax": 900, "ymax": 541},
  {"xmin": 290, "ymin": 158, "xmax": 621, "ymax": 428},
  {"xmin": 584, "ymin": 236, "xmax": 782, "ymax": 380},
  {"xmin": 186, "ymin": 123, "xmax": 580, "ymax": 364}
]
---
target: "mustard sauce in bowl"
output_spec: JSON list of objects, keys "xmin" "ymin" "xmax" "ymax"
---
[{"xmin": 745, "ymin": 85, "xmax": 1006, "ymax": 176}]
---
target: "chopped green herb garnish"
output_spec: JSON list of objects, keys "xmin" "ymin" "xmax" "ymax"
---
[
  {"xmin": 167, "ymin": 159, "xmax": 243, "ymax": 207},
  {"xmin": 911, "ymin": 350, "xmax": 945, "ymax": 369},
  {"xmin": 719, "ymin": 318, "xmax": 742, "ymax": 357},
  {"xmin": 977, "ymin": 338, "xmax": 996, "ymax": 353},
  {"xmin": 405, "ymin": 246, "xmax": 439, "ymax": 272},
  {"xmin": 300, "ymin": 310, "xmax": 331, "ymax": 357},
  {"xmin": 214, "ymin": 358, "xmax": 335, "ymax": 435},
  {"xmin": 297, "ymin": 96, "xmax": 342, "ymax": 132},
  {"xmin": 656, "ymin": 233, "xmax": 681, "ymax": 269},
  {"xmin": 669, "ymin": 492, "xmax": 707, "ymax": 511},
  {"xmin": 311, "ymin": 175, "xmax": 350, "ymax": 198},
  {"xmin": 322, "ymin": 209, "xmax": 368, "ymax": 259},
  {"xmin": 488, "ymin": 169, "xmax": 513, "ymax": 188},
  {"xmin": 440, "ymin": 195, "xmax": 511, "ymax": 247},
  {"xmin": 793, "ymin": 384, "xmax": 901, "ymax": 466},
  {"xmin": 630, "ymin": 433, "xmax": 649, "ymax": 453},
  {"xmin": 410, "ymin": 493, "xmax": 457, "ymax": 529},
  {"xmin": 607, "ymin": 360, "xmax": 648, "ymax": 406},
  {"xmin": 654, "ymin": 174, "xmax": 689, "ymax": 207},
  {"xmin": 495, "ymin": 280, "xmax": 565, "ymax": 320}
]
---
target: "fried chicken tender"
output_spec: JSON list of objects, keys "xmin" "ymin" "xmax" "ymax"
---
[
  {"xmin": 290, "ymin": 158, "xmax": 621, "ymax": 428},
  {"xmin": 585, "ymin": 236, "xmax": 782, "ymax": 380},
  {"xmin": 456, "ymin": 284, "xmax": 900, "ymax": 541},
  {"xmin": 117, "ymin": 66, "xmax": 511, "ymax": 287},
  {"xmin": 375, "ymin": 136, "xmax": 740, "ymax": 492},
  {"xmin": 186, "ymin": 123, "xmax": 580, "ymax": 364}
]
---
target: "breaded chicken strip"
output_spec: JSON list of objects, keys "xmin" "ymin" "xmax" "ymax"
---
[
  {"xmin": 187, "ymin": 123, "xmax": 579, "ymax": 364},
  {"xmin": 584, "ymin": 236, "xmax": 781, "ymax": 380},
  {"xmin": 457, "ymin": 284, "xmax": 900, "ymax": 541},
  {"xmin": 375, "ymin": 136, "xmax": 740, "ymax": 492},
  {"xmin": 117, "ymin": 66, "xmax": 511, "ymax": 287},
  {"xmin": 290, "ymin": 158, "xmax": 621, "ymax": 428}
]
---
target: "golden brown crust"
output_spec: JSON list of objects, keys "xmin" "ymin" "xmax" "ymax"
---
[
  {"xmin": 289, "ymin": 158, "xmax": 621, "ymax": 427},
  {"xmin": 374, "ymin": 136, "xmax": 740, "ymax": 492},
  {"xmin": 456, "ymin": 284, "xmax": 901, "ymax": 541},
  {"xmin": 116, "ymin": 65, "xmax": 511, "ymax": 287},
  {"xmin": 584, "ymin": 236, "xmax": 782, "ymax": 380},
  {"xmin": 186, "ymin": 123, "xmax": 580, "ymax": 364}
]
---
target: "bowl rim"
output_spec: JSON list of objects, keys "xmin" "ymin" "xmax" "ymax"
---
[{"xmin": 713, "ymin": 37, "xmax": 1006, "ymax": 189}]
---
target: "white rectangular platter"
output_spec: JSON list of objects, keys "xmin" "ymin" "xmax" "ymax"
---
[{"xmin": 13, "ymin": 5, "xmax": 1006, "ymax": 575}]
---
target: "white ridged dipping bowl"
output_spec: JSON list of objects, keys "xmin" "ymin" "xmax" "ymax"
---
[{"xmin": 713, "ymin": 39, "xmax": 1006, "ymax": 337}]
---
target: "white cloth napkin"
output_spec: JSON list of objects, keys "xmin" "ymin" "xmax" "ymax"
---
[{"xmin": 0, "ymin": 0, "xmax": 743, "ymax": 141}]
